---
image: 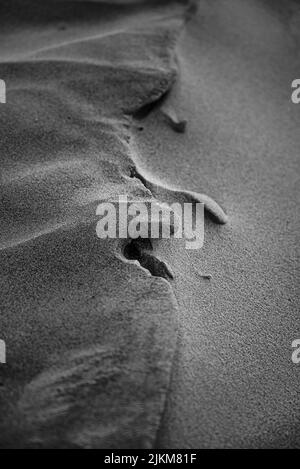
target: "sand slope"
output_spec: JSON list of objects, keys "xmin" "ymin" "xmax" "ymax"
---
[
  {"xmin": 133, "ymin": 0, "xmax": 300, "ymax": 449},
  {"xmin": 0, "ymin": 0, "xmax": 192, "ymax": 448},
  {"xmin": 0, "ymin": 0, "xmax": 299, "ymax": 449}
]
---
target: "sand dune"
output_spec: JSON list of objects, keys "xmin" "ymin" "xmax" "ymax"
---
[
  {"xmin": 0, "ymin": 0, "xmax": 225, "ymax": 449},
  {"xmin": 0, "ymin": 0, "xmax": 299, "ymax": 449}
]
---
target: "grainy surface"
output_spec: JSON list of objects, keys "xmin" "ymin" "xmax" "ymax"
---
[{"xmin": 0, "ymin": 0, "xmax": 299, "ymax": 448}]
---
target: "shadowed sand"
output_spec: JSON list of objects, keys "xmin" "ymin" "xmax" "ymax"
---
[
  {"xmin": 0, "ymin": 0, "xmax": 299, "ymax": 449},
  {"xmin": 0, "ymin": 0, "xmax": 226, "ymax": 449}
]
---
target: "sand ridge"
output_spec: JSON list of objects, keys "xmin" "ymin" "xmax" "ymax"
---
[{"xmin": 0, "ymin": 0, "xmax": 227, "ymax": 448}]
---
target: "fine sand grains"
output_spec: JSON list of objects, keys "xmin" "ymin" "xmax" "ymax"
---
[{"xmin": 0, "ymin": 0, "xmax": 226, "ymax": 448}]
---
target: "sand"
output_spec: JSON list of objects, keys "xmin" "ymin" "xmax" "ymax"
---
[{"xmin": 0, "ymin": 0, "xmax": 299, "ymax": 448}]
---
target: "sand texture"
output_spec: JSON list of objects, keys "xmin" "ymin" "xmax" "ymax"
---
[{"xmin": 0, "ymin": 0, "xmax": 299, "ymax": 448}]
